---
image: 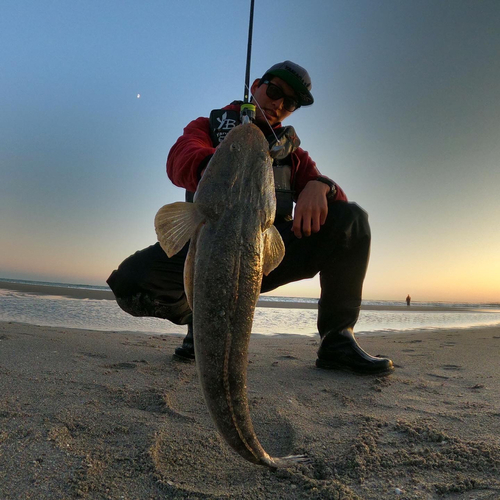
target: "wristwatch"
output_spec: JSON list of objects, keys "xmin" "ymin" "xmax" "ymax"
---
[{"xmin": 315, "ymin": 176, "xmax": 337, "ymax": 199}]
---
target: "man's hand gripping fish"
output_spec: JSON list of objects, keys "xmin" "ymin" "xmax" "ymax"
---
[{"xmin": 155, "ymin": 123, "xmax": 307, "ymax": 468}]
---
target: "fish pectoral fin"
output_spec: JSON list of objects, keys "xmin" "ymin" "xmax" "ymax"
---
[
  {"xmin": 154, "ymin": 202, "xmax": 204, "ymax": 257},
  {"xmin": 262, "ymin": 225, "xmax": 285, "ymax": 276}
]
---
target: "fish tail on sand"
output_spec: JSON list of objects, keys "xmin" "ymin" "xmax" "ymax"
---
[{"xmin": 261, "ymin": 454, "xmax": 311, "ymax": 469}]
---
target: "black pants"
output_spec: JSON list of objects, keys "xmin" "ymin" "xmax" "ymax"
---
[{"xmin": 107, "ymin": 201, "xmax": 370, "ymax": 337}]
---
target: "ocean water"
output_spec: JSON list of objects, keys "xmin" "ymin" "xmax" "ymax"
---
[{"xmin": 1, "ymin": 279, "xmax": 500, "ymax": 337}]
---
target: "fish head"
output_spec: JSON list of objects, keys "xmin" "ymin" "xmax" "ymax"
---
[
  {"xmin": 207, "ymin": 123, "xmax": 270, "ymax": 178},
  {"xmin": 194, "ymin": 123, "xmax": 275, "ymax": 223}
]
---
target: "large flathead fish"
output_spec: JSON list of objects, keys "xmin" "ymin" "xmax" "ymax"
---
[{"xmin": 155, "ymin": 123, "xmax": 305, "ymax": 468}]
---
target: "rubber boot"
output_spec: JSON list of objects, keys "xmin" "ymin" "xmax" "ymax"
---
[
  {"xmin": 316, "ymin": 328, "xmax": 393, "ymax": 375},
  {"xmin": 173, "ymin": 323, "xmax": 195, "ymax": 362}
]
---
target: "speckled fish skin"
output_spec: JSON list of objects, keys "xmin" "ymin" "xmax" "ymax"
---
[
  {"xmin": 188, "ymin": 124, "xmax": 288, "ymax": 467},
  {"xmin": 155, "ymin": 124, "xmax": 306, "ymax": 467}
]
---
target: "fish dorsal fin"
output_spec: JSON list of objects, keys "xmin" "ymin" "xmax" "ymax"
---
[
  {"xmin": 155, "ymin": 202, "xmax": 204, "ymax": 257},
  {"xmin": 262, "ymin": 225, "xmax": 285, "ymax": 276}
]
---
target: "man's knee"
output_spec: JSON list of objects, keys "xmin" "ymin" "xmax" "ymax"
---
[
  {"xmin": 323, "ymin": 202, "xmax": 371, "ymax": 244},
  {"xmin": 106, "ymin": 242, "xmax": 191, "ymax": 324},
  {"xmin": 107, "ymin": 249, "xmax": 151, "ymax": 300},
  {"xmin": 107, "ymin": 243, "xmax": 176, "ymax": 298}
]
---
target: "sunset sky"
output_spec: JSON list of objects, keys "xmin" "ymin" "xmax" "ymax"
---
[{"xmin": 1, "ymin": 0, "xmax": 499, "ymax": 302}]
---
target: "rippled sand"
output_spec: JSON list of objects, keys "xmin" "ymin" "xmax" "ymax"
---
[{"xmin": 1, "ymin": 320, "xmax": 499, "ymax": 499}]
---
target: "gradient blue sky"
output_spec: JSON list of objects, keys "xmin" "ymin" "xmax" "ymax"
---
[{"xmin": 1, "ymin": 0, "xmax": 499, "ymax": 302}]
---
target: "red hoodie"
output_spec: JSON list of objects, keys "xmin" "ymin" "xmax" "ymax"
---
[{"xmin": 166, "ymin": 103, "xmax": 347, "ymax": 202}]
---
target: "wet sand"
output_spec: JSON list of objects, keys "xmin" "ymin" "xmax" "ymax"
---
[
  {"xmin": 1, "ymin": 319, "xmax": 499, "ymax": 499},
  {"xmin": 0, "ymin": 280, "xmax": 466, "ymax": 311},
  {"xmin": 0, "ymin": 281, "xmax": 115, "ymax": 301}
]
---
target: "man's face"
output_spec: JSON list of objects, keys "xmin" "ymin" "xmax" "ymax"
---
[{"xmin": 250, "ymin": 76, "xmax": 298, "ymax": 127}]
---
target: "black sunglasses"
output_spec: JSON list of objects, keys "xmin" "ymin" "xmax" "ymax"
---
[{"xmin": 262, "ymin": 80, "xmax": 300, "ymax": 112}]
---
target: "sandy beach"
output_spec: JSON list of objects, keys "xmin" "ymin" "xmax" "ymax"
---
[{"xmin": 1, "ymin": 310, "xmax": 499, "ymax": 499}]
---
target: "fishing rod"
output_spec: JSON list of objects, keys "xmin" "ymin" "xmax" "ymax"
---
[
  {"xmin": 239, "ymin": 0, "xmax": 281, "ymax": 150},
  {"xmin": 240, "ymin": 0, "xmax": 256, "ymax": 124}
]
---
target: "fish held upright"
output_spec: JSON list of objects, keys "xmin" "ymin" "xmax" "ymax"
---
[{"xmin": 154, "ymin": 123, "xmax": 306, "ymax": 468}]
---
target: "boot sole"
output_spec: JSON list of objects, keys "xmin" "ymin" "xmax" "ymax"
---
[{"xmin": 316, "ymin": 357, "xmax": 394, "ymax": 375}]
